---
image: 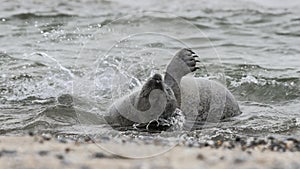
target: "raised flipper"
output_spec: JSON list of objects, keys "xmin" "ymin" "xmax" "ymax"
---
[{"xmin": 164, "ymin": 48, "xmax": 199, "ymax": 107}]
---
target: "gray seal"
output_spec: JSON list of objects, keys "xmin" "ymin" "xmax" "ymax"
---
[
  {"xmin": 106, "ymin": 48, "xmax": 242, "ymax": 128},
  {"xmin": 164, "ymin": 49, "xmax": 242, "ymax": 125},
  {"xmin": 105, "ymin": 74, "xmax": 178, "ymax": 128}
]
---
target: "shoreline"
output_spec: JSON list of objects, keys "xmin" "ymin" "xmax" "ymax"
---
[{"xmin": 0, "ymin": 135, "xmax": 300, "ymax": 169}]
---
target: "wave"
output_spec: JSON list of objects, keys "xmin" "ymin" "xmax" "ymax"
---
[
  {"xmin": 275, "ymin": 32, "xmax": 300, "ymax": 37},
  {"xmin": 228, "ymin": 74, "xmax": 300, "ymax": 103},
  {"xmin": 9, "ymin": 12, "xmax": 77, "ymax": 20}
]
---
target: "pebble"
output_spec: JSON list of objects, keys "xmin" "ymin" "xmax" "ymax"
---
[
  {"xmin": 234, "ymin": 158, "xmax": 245, "ymax": 164},
  {"xmin": 196, "ymin": 153, "xmax": 205, "ymax": 160},
  {"xmin": 84, "ymin": 136, "xmax": 91, "ymax": 142},
  {"xmin": 38, "ymin": 150, "xmax": 49, "ymax": 156},
  {"xmin": 187, "ymin": 141, "xmax": 195, "ymax": 147},
  {"xmin": 56, "ymin": 154, "xmax": 64, "ymax": 160},
  {"xmin": 223, "ymin": 141, "xmax": 235, "ymax": 149},
  {"xmin": 94, "ymin": 152, "xmax": 106, "ymax": 158},
  {"xmin": 57, "ymin": 137, "xmax": 68, "ymax": 144},
  {"xmin": 1, "ymin": 149, "xmax": 17, "ymax": 155},
  {"xmin": 235, "ymin": 136, "xmax": 241, "ymax": 142},
  {"xmin": 257, "ymin": 139, "xmax": 267, "ymax": 145},
  {"xmin": 81, "ymin": 166, "xmax": 91, "ymax": 169},
  {"xmin": 28, "ymin": 131, "xmax": 35, "ymax": 137},
  {"xmin": 285, "ymin": 141, "xmax": 294, "ymax": 149},
  {"xmin": 241, "ymin": 145, "xmax": 247, "ymax": 151},
  {"xmin": 216, "ymin": 140, "xmax": 223, "ymax": 147},
  {"xmin": 205, "ymin": 140, "xmax": 214, "ymax": 147},
  {"xmin": 41, "ymin": 133, "xmax": 52, "ymax": 141},
  {"xmin": 223, "ymin": 142, "xmax": 231, "ymax": 148},
  {"xmin": 75, "ymin": 141, "xmax": 81, "ymax": 146},
  {"xmin": 65, "ymin": 148, "xmax": 71, "ymax": 153}
]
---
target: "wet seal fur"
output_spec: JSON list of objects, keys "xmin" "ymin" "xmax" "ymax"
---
[
  {"xmin": 105, "ymin": 74, "xmax": 178, "ymax": 129},
  {"xmin": 105, "ymin": 49, "xmax": 242, "ymax": 129}
]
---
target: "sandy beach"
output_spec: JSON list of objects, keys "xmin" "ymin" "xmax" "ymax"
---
[{"xmin": 1, "ymin": 135, "xmax": 299, "ymax": 169}]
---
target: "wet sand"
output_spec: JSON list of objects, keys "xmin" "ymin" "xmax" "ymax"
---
[{"xmin": 0, "ymin": 135, "xmax": 299, "ymax": 169}]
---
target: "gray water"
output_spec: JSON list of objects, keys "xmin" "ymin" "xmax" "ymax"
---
[{"xmin": 0, "ymin": 0, "xmax": 300, "ymax": 141}]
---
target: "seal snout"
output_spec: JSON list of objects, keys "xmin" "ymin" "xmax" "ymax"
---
[
  {"xmin": 152, "ymin": 74, "xmax": 162, "ymax": 84},
  {"xmin": 139, "ymin": 74, "xmax": 164, "ymax": 97},
  {"xmin": 151, "ymin": 74, "xmax": 163, "ymax": 89}
]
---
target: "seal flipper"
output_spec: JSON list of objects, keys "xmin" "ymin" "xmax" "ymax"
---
[{"xmin": 164, "ymin": 48, "xmax": 199, "ymax": 107}]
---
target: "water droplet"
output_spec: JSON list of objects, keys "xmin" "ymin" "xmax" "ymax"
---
[
  {"xmin": 34, "ymin": 21, "xmax": 39, "ymax": 27},
  {"xmin": 43, "ymin": 32, "xmax": 49, "ymax": 37}
]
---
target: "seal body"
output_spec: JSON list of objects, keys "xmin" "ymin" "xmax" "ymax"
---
[
  {"xmin": 164, "ymin": 48, "xmax": 241, "ymax": 125},
  {"xmin": 105, "ymin": 74, "xmax": 177, "ymax": 127},
  {"xmin": 180, "ymin": 76, "xmax": 241, "ymax": 123}
]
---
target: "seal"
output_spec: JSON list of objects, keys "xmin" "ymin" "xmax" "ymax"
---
[
  {"xmin": 106, "ymin": 48, "xmax": 242, "ymax": 128},
  {"xmin": 105, "ymin": 74, "xmax": 178, "ymax": 128},
  {"xmin": 165, "ymin": 49, "xmax": 241, "ymax": 124}
]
